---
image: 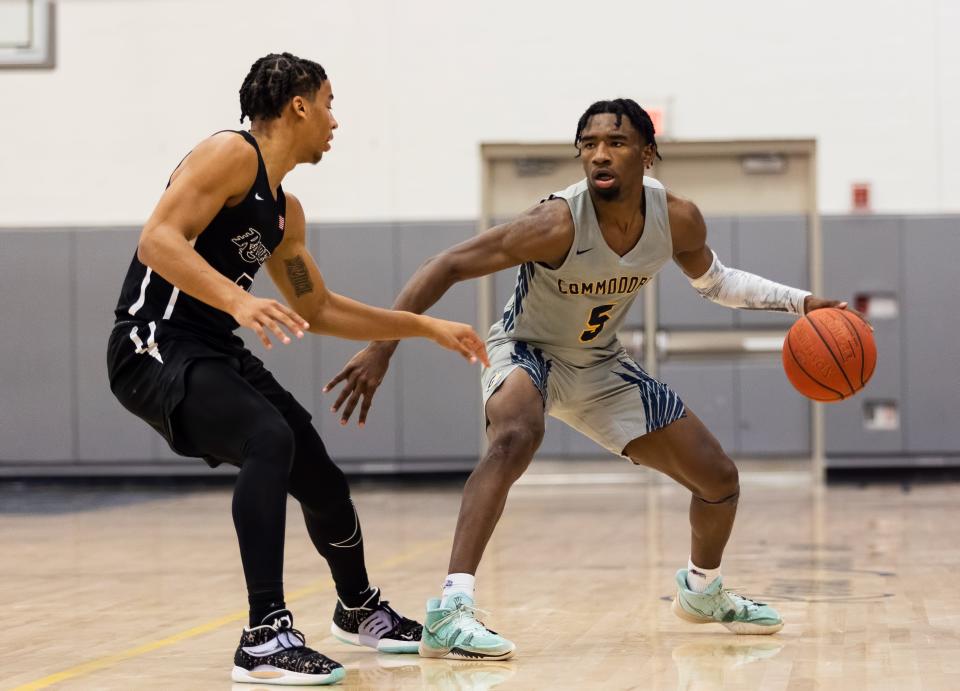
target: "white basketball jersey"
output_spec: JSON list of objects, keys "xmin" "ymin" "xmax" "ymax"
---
[{"xmin": 489, "ymin": 176, "xmax": 673, "ymax": 365}]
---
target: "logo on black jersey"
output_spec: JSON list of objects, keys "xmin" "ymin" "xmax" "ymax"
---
[{"xmin": 231, "ymin": 227, "xmax": 272, "ymax": 265}]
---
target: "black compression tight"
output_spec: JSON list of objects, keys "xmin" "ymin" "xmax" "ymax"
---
[{"xmin": 174, "ymin": 359, "xmax": 369, "ymax": 626}]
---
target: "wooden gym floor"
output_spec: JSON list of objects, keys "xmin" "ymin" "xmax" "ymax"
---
[{"xmin": 2, "ymin": 460, "xmax": 959, "ymax": 690}]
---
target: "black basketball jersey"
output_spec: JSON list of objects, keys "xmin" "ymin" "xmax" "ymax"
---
[{"xmin": 114, "ymin": 130, "xmax": 286, "ymax": 338}]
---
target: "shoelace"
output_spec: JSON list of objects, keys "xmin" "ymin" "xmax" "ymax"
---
[
  {"xmin": 724, "ymin": 590, "xmax": 768, "ymax": 614},
  {"xmin": 427, "ymin": 603, "xmax": 493, "ymax": 636},
  {"xmin": 243, "ymin": 624, "xmax": 311, "ymax": 658},
  {"xmin": 376, "ymin": 601, "xmax": 421, "ymax": 636},
  {"xmin": 272, "ymin": 625, "xmax": 307, "ymax": 651},
  {"xmin": 688, "ymin": 587, "xmax": 766, "ymax": 619}
]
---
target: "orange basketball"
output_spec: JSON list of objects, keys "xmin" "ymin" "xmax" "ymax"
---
[{"xmin": 782, "ymin": 308, "xmax": 876, "ymax": 402}]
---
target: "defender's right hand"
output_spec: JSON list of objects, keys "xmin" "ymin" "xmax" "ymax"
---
[
  {"xmin": 324, "ymin": 344, "xmax": 393, "ymax": 426},
  {"xmin": 424, "ymin": 318, "xmax": 490, "ymax": 367},
  {"xmin": 232, "ymin": 294, "xmax": 309, "ymax": 350}
]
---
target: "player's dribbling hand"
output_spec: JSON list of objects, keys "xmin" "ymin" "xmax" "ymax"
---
[
  {"xmin": 803, "ymin": 296, "xmax": 873, "ymax": 330},
  {"xmin": 323, "ymin": 344, "xmax": 393, "ymax": 426},
  {"xmin": 232, "ymin": 294, "xmax": 310, "ymax": 349},
  {"xmin": 425, "ymin": 318, "xmax": 491, "ymax": 367}
]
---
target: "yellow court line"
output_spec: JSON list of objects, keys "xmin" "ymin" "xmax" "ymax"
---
[{"xmin": 12, "ymin": 537, "xmax": 448, "ymax": 691}]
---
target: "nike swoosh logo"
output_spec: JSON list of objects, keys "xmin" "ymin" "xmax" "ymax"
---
[
  {"xmin": 576, "ymin": 247, "xmax": 593, "ymax": 255},
  {"xmin": 255, "ymin": 193, "xmax": 265, "ymax": 201}
]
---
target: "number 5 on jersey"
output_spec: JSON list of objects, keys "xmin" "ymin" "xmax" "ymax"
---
[{"xmin": 580, "ymin": 303, "xmax": 615, "ymax": 342}]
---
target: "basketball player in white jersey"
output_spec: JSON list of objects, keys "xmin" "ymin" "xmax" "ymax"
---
[{"xmin": 327, "ymin": 99, "xmax": 848, "ymax": 658}]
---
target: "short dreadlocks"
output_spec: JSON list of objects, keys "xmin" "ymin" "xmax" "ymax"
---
[{"xmin": 239, "ymin": 53, "xmax": 327, "ymax": 123}]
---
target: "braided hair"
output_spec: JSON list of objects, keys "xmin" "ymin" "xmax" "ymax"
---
[
  {"xmin": 574, "ymin": 99, "xmax": 662, "ymax": 160},
  {"xmin": 239, "ymin": 53, "xmax": 327, "ymax": 123}
]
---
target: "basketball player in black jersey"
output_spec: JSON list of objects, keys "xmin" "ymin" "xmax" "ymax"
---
[{"xmin": 108, "ymin": 53, "xmax": 488, "ymax": 685}]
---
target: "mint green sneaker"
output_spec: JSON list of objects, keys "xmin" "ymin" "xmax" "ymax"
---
[
  {"xmin": 672, "ymin": 569, "xmax": 783, "ymax": 635},
  {"xmin": 418, "ymin": 594, "xmax": 516, "ymax": 660}
]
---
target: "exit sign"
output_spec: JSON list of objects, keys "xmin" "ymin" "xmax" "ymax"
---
[
  {"xmin": 852, "ymin": 182, "xmax": 871, "ymax": 212},
  {"xmin": 648, "ymin": 108, "xmax": 665, "ymax": 137}
]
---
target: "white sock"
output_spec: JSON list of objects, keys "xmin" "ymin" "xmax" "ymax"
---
[
  {"xmin": 686, "ymin": 558, "xmax": 721, "ymax": 593},
  {"xmin": 441, "ymin": 572, "xmax": 475, "ymax": 602}
]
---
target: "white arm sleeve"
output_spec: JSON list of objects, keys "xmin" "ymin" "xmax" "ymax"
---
[{"xmin": 687, "ymin": 250, "xmax": 811, "ymax": 316}]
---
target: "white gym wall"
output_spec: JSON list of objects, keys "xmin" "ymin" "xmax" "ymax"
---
[{"xmin": 1, "ymin": 0, "xmax": 958, "ymax": 226}]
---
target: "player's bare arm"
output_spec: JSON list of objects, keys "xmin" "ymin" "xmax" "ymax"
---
[
  {"xmin": 667, "ymin": 191, "xmax": 848, "ymax": 316},
  {"xmin": 382, "ymin": 197, "xmax": 575, "ymax": 331},
  {"xmin": 325, "ymin": 198, "xmax": 574, "ymax": 425},
  {"xmin": 136, "ymin": 132, "xmax": 310, "ymax": 349},
  {"xmin": 265, "ymin": 194, "xmax": 489, "ymax": 366}
]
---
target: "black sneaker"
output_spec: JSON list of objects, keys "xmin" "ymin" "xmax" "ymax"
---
[
  {"xmin": 330, "ymin": 587, "xmax": 422, "ymax": 653},
  {"xmin": 232, "ymin": 609, "xmax": 345, "ymax": 685}
]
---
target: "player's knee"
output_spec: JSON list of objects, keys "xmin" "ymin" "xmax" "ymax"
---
[
  {"xmin": 244, "ymin": 415, "xmax": 295, "ymax": 472},
  {"xmin": 488, "ymin": 421, "xmax": 543, "ymax": 473},
  {"xmin": 695, "ymin": 456, "xmax": 740, "ymax": 504},
  {"xmin": 297, "ymin": 467, "xmax": 350, "ymax": 512},
  {"xmin": 497, "ymin": 422, "xmax": 543, "ymax": 457},
  {"xmin": 302, "ymin": 493, "xmax": 352, "ymax": 524}
]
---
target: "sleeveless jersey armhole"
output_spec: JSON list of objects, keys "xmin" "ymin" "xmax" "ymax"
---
[
  {"xmin": 647, "ymin": 184, "xmax": 673, "ymax": 255},
  {"xmin": 534, "ymin": 194, "xmax": 578, "ymax": 271},
  {"xmin": 223, "ymin": 130, "xmax": 263, "ymax": 208},
  {"xmin": 166, "ymin": 130, "xmax": 252, "ymax": 193}
]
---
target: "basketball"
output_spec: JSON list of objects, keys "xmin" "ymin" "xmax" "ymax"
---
[{"xmin": 782, "ymin": 308, "xmax": 876, "ymax": 401}]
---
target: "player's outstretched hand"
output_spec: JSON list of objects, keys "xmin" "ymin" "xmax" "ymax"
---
[
  {"xmin": 803, "ymin": 296, "xmax": 872, "ymax": 330},
  {"xmin": 424, "ymin": 318, "xmax": 490, "ymax": 367},
  {"xmin": 232, "ymin": 294, "xmax": 310, "ymax": 349},
  {"xmin": 323, "ymin": 344, "xmax": 393, "ymax": 427},
  {"xmin": 324, "ymin": 320, "xmax": 488, "ymax": 427}
]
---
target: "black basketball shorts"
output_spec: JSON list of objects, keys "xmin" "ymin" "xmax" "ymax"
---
[{"xmin": 107, "ymin": 319, "xmax": 308, "ymax": 465}]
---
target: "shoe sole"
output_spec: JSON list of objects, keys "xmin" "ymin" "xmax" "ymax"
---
[
  {"xmin": 330, "ymin": 622, "xmax": 419, "ymax": 654},
  {"xmin": 418, "ymin": 639, "xmax": 516, "ymax": 661},
  {"xmin": 231, "ymin": 665, "xmax": 346, "ymax": 685},
  {"xmin": 671, "ymin": 597, "xmax": 784, "ymax": 635}
]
